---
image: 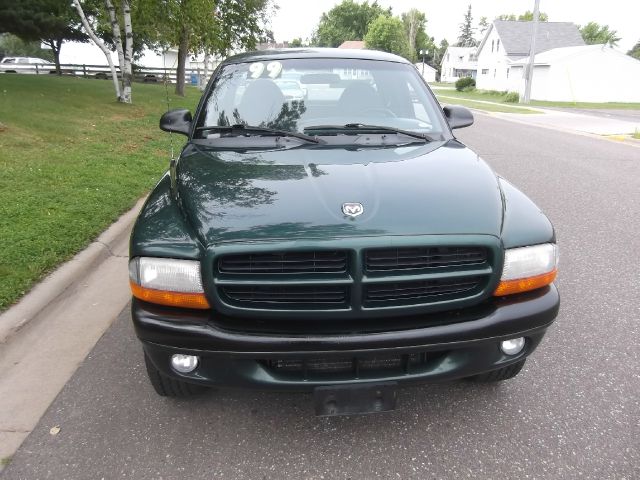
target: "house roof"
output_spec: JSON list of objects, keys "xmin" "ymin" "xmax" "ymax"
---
[
  {"xmin": 338, "ymin": 40, "xmax": 366, "ymax": 49},
  {"xmin": 414, "ymin": 62, "xmax": 436, "ymax": 72},
  {"xmin": 479, "ymin": 21, "xmax": 585, "ymax": 58}
]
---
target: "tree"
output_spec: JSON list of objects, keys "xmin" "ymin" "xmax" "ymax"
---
[
  {"xmin": 72, "ymin": 0, "xmax": 122, "ymax": 101},
  {"xmin": 457, "ymin": 4, "xmax": 476, "ymax": 47},
  {"xmin": 0, "ymin": 33, "xmax": 54, "ymax": 61},
  {"xmin": 0, "ymin": 0, "xmax": 87, "ymax": 74},
  {"xmin": 289, "ymin": 38, "xmax": 303, "ymax": 48},
  {"xmin": 496, "ymin": 11, "xmax": 548, "ymax": 22},
  {"xmin": 364, "ymin": 14, "xmax": 411, "ymax": 60},
  {"xmin": 478, "ymin": 16, "xmax": 489, "ymax": 36},
  {"xmin": 313, "ymin": 0, "xmax": 391, "ymax": 47},
  {"xmin": 580, "ymin": 22, "xmax": 621, "ymax": 47},
  {"xmin": 401, "ymin": 8, "xmax": 433, "ymax": 62},
  {"xmin": 518, "ymin": 11, "xmax": 548, "ymax": 21},
  {"xmin": 628, "ymin": 40, "xmax": 640, "ymax": 60},
  {"xmin": 138, "ymin": 0, "xmax": 272, "ymax": 96}
]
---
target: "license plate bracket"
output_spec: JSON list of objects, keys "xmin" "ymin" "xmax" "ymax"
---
[{"xmin": 313, "ymin": 382, "xmax": 398, "ymax": 416}]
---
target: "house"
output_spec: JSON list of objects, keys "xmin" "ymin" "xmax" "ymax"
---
[
  {"xmin": 338, "ymin": 41, "xmax": 366, "ymax": 49},
  {"xmin": 510, "ymin": 44, "xmax": 640, "ymax": 102},
  {"xmin": 476, "ymin": 20, "xmax": 584, "ymax": 91},
  {"xmin": 414, "ymin": 62, "xmax": 437, "ymax": 82},
  {"xmin": 440, "ymin": 46, "xmax": 477, "ymax": 83}
]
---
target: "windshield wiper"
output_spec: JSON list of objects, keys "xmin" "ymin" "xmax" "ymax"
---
[
  {"xmin": 304, "ymin": 124, "xmax": 437, "ymax": 142},
  {"xmin": 196, "ymin": 124, "xmax": 321, "ymax": 144}
]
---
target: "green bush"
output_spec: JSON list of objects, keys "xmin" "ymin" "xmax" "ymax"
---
[
  {"xmin": 504, "ymin": 91, "xmax": 519, "ymax": 103},
  {"xmin": 455, "ymin": 76, "xmax": 476, "ymax": 91},
  {"xmin": 462, "ymin": 85, "xmax": 476, "ymax": 92}
]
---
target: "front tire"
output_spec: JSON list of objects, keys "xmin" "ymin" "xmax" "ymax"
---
[
  {"xmin": 144, "ymin": 353, "xmax": 209, "ymax": 397},
  {"xmin": 469, "ymin": 359, "xmax": 526, "ymax": 382}
]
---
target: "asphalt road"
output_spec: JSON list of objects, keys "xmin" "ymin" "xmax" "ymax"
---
[{"xmin": 3, "ymin": 114, "xmax": 639, "ymax": 479}]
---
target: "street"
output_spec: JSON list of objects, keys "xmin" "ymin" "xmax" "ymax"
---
[{"xmin": 3, "ymin": 113, "xmax": 639, "ymax": 479}]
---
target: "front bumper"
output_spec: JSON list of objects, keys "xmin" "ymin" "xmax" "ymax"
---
[{"xmin": 134, "ymin": 285, "xmax": 559, "ymax": 390}]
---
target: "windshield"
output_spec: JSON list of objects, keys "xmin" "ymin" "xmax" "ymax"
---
[{"xmin": 195, "ymin": 58, "xmax": 447, "ymax": 142}]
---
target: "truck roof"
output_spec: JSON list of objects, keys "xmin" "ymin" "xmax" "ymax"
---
[{"xmin": 222, "ymin": 48, "xmax": 412, "ymax": 65}]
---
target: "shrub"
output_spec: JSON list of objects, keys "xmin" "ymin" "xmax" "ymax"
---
[
  {"xmin": 455, "ymin": 76, "xmax": 476, "ymax": 91},
  {"xmin": 462, "ymin": 85, "xmax": 476, "ymax": 92},
  {"xmin": 504, "ymin": 91, "xmax": 519, "ymax": 103}
]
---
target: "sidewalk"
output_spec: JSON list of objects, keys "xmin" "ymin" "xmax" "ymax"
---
[{"xmin": 0, "ymin": 199, "xmax": 143, "ymax": 467}]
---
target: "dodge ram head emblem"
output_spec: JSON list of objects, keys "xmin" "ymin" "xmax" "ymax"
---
[{"xmin": 342, "ymin": 202, "xmax": 364, "ymax": 217}]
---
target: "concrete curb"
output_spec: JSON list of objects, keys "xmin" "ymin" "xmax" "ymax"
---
[{"xmin": 0, "ymin": 197, "xmax": 145, "ymax": 344}]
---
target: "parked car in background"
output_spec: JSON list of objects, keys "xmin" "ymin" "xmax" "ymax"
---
[
  {"xmin": 275, "ymin": 78, "xmax": 307, "ymax": 100},
  {"xmin": 0, "ymin": 57, "xmax": 55, "ymax": 74}
]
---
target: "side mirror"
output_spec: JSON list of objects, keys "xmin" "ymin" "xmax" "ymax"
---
[
  {"xmin": 160, "ymin": 109, "xmax": 192, "ymax": 136},
  {"xmin": 443, "ymin": 105, "xmax": 474, "ymax": 129}
]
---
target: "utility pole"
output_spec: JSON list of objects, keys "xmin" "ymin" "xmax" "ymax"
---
[{"xmin": 521, "ymin": 0, "xmax": 540, "ymax": 104}]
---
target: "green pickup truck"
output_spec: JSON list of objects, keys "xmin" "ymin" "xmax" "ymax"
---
[{"xmin": 129, "ymin": 49, "xmax": 559, "ymax": 415}]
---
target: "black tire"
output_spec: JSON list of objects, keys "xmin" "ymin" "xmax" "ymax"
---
[
  {"xmin": 469, "ymin": 359, "xmax": 526, "ymax": 382},
  {"xmin": 144, "ymin": 353, "xmax": 209, "ymax": 397}
]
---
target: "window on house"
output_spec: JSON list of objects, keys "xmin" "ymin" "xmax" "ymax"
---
[
  {"xmin": 481, "ymin": 69, "xmax": 488, "ymax": 75},
  {"xmin": 493, "ymin": 69, "xmax": 496, "ymax": 78},
  {"xmin": 506, "ymin": 68, "xmax": 509, "ymax": 78},
  {"xmin": 447, "ymin": 53, "xmax": 450, "ymax": 61},
  {"xmin": 491, "ymin": 40, "xmax": 494, "ymax": 52},
  {"xmin": 497, "ymin": 39, "xmax": 500, "ymax": 51}
]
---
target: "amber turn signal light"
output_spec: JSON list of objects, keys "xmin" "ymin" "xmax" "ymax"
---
[
  {"xmin": 130, "ymin": 282, "xmax": 210, "ymax": 309},
  {"xmin": 494, "ymin": 269, "xmax": 557, "ymax": 296}
]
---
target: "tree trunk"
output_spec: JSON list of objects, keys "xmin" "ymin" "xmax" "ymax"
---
[
  {"xmin": 175, "ymin": 28, "xmax": 189, "ymax": 96},
  {"xmin": 72, "ymin": 0, "xmax": 121, "ymax": 101},
  {"xmin": 104, "ymin": 0, "xmax": 125, "ymax": 75},
  {"xmin": 120, "ymin": 0, "xmax": 133, "ymax": 103},
  {"xmin": 51, "ymin": 40, "xmax": 62, "ymax": 75}
]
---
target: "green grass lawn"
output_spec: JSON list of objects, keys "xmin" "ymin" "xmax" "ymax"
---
[
  {"xmin": 0, "ymin": 75, "xmax": 200, "ymax": 311},
  {"xmin": 436, "ymin": 94, "xmax": 538, "ymax": 114},
  {"xmin": 433, "ymin": 87, "xmax": 640, "ymax": 110}
]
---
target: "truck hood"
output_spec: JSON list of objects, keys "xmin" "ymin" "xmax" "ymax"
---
[{"xmin": 177, "ymin": 141, "xmax": 503, "ymax": 246}]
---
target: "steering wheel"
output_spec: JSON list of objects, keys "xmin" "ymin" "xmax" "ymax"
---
[{"xmin": 358, "ymin": 107, "xmax": 397, "ymax": 118}]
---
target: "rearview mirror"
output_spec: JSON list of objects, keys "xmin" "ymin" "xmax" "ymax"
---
[
  {"xmin": 160, "ymin": 109, "xmax": 192, "ymax": 136},
  {"xmin": 443, "ymin": 105, "xmax": 474, "ymax": 129}
]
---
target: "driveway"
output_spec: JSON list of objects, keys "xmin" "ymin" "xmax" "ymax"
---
[{"xmin": 2, "ymin": 114, "xmax": 639, "ymax": 479}]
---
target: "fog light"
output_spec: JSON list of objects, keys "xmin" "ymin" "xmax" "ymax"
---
[
  {"xmin": 500, "ymin": 337, "xmax": 526, "ymax": 355},
  {"xmin": 171, "ymin": 354, "xmax": 199, "ymax": 373}
]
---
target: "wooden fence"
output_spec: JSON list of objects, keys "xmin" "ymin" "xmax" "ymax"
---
[{"xmin": 1, "ymin": 62, "xmax": 216, "ymax": 85}]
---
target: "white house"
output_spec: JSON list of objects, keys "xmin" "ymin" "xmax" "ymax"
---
[
  {"xmin": 476, "ymin": 20, "xmax": 584, "ymax": 92},
  {"xmin": 440, "ymin": 46, "xmax": 477, "ymax": 83},
  {"xmin": 510, "ymin": 44, "xmax": 640, "ymax": 102},
  {"xmin": 414, "ymin": 62, "xmax": 437, "ymax": 82}
]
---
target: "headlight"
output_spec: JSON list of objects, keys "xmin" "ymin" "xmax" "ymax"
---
[
  {"xmin": 494, "ymin": 243, "xmax": 558, "ymax": 296},
  {"xmin": 129, "ymin": 257, "xmax": 210, "ymax": 309}
]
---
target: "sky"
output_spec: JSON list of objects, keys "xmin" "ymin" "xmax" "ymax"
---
[{"xmin": 270, "ymin": 0, "xmax": 639, "ymax": 53}]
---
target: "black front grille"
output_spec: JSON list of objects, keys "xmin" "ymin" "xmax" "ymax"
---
[
  {"xmin": 218, "ymin": 251, "xmax": 347, "ymax": 274},
  {"xmin": 365, "ymin": 277, "xmax": 482, "ymax": 303},
  {"xmin": 263, "ymin": 351, "xmax": 449, "ymax": 379},
  {"xmin": 365, "ymin": 246, "xmax": 487, "ymax": 273},
  {"xmin": 221, "ymin": 285, "xmax": 347, "ymax": 305}
]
